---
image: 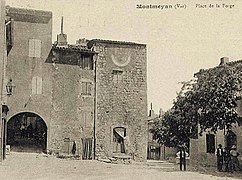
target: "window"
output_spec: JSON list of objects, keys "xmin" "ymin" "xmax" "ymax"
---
[
  {"xmin": 6, "ymin": 18, "xmax": 13, "ymax": 55},
  {"xmin": 79, "ymin": 56, "xmax": 93, "ymax": 70},
  {"xmin": 81, "ymin": 81, "xmax": 92, "ymax": 96},
  {"xmin": 113, "ymin": 70, "xmax": 123, "ymax": 83},
  {"xmin": 29, "ymin": 39, "xmax": 41, "ymax": 58},
  {"xmin": 81, "ymin": 112, "xmax": 93, "ymax": 128},
  {"xmin": 206, "ymin": 134, "xmax": 215, "ymax": 153},
  {"xmin": 32, "ymin": 76, "xmax": 42, "ymax": 94},
  {"xmin": 113, "ymin": 127, "xmax": 126, "ymax": 153}
]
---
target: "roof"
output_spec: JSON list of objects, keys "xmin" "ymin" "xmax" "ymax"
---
[
  {"xmin": 88, "ymin": 39, "xmax": 146, "ymax": 47},
  {"xmin": 52, "ymin": 44, "xmax": 96, "ymax": 54},
  {"xmin": 6, "ymin": 6, "xmax": 52, "ymax": 24},
  {"xmin": 148, "ymin": 114, "xmax": 159, "ymax": 121},
  {"xmin": 195, "ymin": 59, "xmax": 242, "ymax": 77}
]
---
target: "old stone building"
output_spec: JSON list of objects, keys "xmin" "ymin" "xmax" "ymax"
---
[
  {"xmin": 2, "ymin": 5, "xmax": 147, "ymax": 161},
  {"xmin": 190, "ymin": 57, "xmax": 242, "ymax": 166},
  {"xmin": 0, "ymin": 0, "xmax": 7, "ymax": 162}
]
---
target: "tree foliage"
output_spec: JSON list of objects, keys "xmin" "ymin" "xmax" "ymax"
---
[{"xmin": 151, "ymin": 63, "xmax": 242, "ymax": 148}]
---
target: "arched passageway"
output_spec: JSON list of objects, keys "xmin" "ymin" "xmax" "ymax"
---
[{"xmin": 7, "ymin": 112, "xmax": 47, "ymax": 153}]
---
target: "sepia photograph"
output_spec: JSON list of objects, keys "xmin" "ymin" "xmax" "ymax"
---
[{"xmin": 0, "ymin": 0, "xmax": 242, "ymax": 179}]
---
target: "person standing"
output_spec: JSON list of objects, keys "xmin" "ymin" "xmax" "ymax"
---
[
  {"xmin": 20, "ymin": 124, "xmax": 25, "ymax": 138},
  {"xmin": 223, "ymin": 147, "xmax": 230, "ymax": 172},
  {"xmin": 230, "ymin": 145, "xmax": 241, "ymax": 172},
  {"xmin": 178, "ymin": 146, "xmax": 186, "ymax": 171},
  {"xmin": 72, "ymin": 141, "xmax": 76, "ymax": 155},
  {"xmin": 216, "ymin": 144, "xmax": 224, "ymax": 171}
]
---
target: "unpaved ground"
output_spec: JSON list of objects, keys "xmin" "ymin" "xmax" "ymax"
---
[{"xmin": 0, "ymin": 152, "xmax": 241, "ymax": 180}]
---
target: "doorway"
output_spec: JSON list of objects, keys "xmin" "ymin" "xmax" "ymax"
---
[
  {"xmin": 226, "ymin": 130, "xmax": 237, "ymax": 150},
  {"xmin": 7, "ymin": 112, "xmax": 47, "ymax": 153},
  {"xmin": 113, "ymin": 127, "xmax": 126, "ymax": 153}
]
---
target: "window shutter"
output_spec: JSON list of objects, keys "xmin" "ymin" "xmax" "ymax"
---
[
  {"xmin": 29, "ymin": 39, "xmax": 41, "ymax": 58},
  {"xmin": 32, "ymin": 77, "xmax": 37, "ymax": 94},
  {"xmin": 29, "ymin": 39, "xmax": 35, "ymax": 57},
  {"xmin": 87, "ymin": 82, "xmax": 92, "ymax": 95},
  {"xmin": 113, "ymin": 74, "xmax": 118, "ymax": 83},
  {"xmin": 36, "ymin": 76, "xmax": 42, "ymax": 94},
  {"xmin": 84, "ymin": 57, "xmax": 88, "ymax": 69},
  {"xmin": 81, "ymin": 82, "xmax": 87, "ymax": 95},
  {"xmin": 34, "ymin": 39, "xmax": 41, "ymax": 58},
  {"xmin": 84, "ymin": 112, "xmax": 92, "ymax": 128}
]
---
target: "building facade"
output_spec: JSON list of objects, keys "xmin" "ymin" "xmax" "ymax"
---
[
  {"xmin": 147, "ymin": 105, "xmax": 177, "ymax": 161},
  {"xmin": 4, "ymin": 6, "xmax": 148, "ymax": 161},
  {"xmin": 0, "ymin": 0, "xmax": 6, "ymax": 162},
  {"xmin": 190, "ymin": 57, "xmax": 242, "ymax": 166}
]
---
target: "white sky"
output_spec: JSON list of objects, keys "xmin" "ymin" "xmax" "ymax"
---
[{"xmin": 5, "ymin": 0, "xmax": 242, "ymax": 113}]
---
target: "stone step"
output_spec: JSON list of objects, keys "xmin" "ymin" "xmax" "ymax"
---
[{"xmin": 146, "ymin": 160, "xmax": 176, "ymax": 167}]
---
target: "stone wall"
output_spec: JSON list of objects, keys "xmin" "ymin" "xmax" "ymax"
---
[
  {"xmin": 0, "ymin": 0, "xmax": 6, "ymax": 162},
  {"xmin": 50, "ymin": 59, "xmax": 94, "ymax": 155},
  {"xmin": 6, "ymin": 10, "xmax": 53, "ymax": 149},
  {"xmin": 190, "ymin": 126, "xmax": 242, "ymax": 167},
  {"xmin": 4, "ymin": 7, "xmax": 148, "ymax": 160},
  {"xmin": 92, "ymin": 41, "xmax": 148, "ymax": 162}
]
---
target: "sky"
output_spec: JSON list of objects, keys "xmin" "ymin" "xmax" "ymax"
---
[{"xmin": 5, "ymin": 0, "xmax": 242, "ymax": 113}]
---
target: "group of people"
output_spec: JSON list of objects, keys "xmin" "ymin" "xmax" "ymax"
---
[
  {"xmin": 216, "ymin": 144, "xmax": 241, "ymax": 172},
  {"xmin": 20, "ymin": 123, "xmax": 33, "ymax": 138}
]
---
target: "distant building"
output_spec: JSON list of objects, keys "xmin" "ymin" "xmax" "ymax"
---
[
  {"xmin": 2, "ymin": 6, "xmax": 147, "ymax": 161},
  {"xmin": 147, "ymin": 104, "xmax": 176, "ymax": 160},
  {"xmin": 190, "ymin": 57, "xmax": 242, "ymax": 166}
]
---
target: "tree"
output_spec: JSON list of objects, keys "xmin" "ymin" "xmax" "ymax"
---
[
  {"xmin": 194, "ymin": 64, "xmax": 242, "ymax": 133},
  {"xmin": 151, "ymin": 80, "xmax": 198, "ymax": 147},
  {"xmin": 151, "ymin": 62, "xmax": 242, "ymax": 148}
]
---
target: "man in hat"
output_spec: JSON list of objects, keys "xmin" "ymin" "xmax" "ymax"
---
[
  {"xmin": 229, "ymin": 145, "xmax": 241, "ymax": 172},
  {"xmin": 216, "ymin": 144, "xmax": 224, "ymax": 171},
  {"xmin": 177, "ymin": 145, "xmax": 187, "ymax": 171}
]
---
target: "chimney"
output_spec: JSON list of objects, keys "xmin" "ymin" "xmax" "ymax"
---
[
  {"xmin": 57, "ymin": 16, "xmax": 67, "ymax": 46},
  {"xmin": 149, "ymin": 103, "xmax": 155, "ymax": 117},
  {"xmin": 219, "ymin": 57, "xmax": 229, "ymax": 66},
  {"xmin": 76, "ymin": 38, "xmax": 87, "ymax": 47},
  {"xmin": 159, "ymin": 108, "xmax": 164, "ymax": 117}
]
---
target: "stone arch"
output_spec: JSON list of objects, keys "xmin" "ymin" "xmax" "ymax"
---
[
  {"xmin": 7, "ymin": 111, "xmax": 48, "ymax": 153},
  {"xmin": 7, "ymin": 111, "xmax": 48, "ymax": 126}
]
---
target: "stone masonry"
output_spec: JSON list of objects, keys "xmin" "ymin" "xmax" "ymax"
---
[
  {"xmin": 89, "ymin": 40, "xmax": 148, "ymax": 162},
  {"xmin": 4, "ymin": 6, "xmax": 148, "ymax": 161}
]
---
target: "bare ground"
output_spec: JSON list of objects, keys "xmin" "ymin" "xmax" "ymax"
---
[{"xmin": 0, "ymin": 152, "xmax": 241, "ymax": 180}]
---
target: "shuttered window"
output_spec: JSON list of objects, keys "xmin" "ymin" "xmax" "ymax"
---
[
  {"xmin": 81, "ymin": 82, "xmax": 92, "ymax": 96},
  {"xmin": 81, "ymin": 112, "xmax": 93, "ymax": 128},
  {"xmin": 113, "ymin": 70, "xmax": 123, "ymax": 83},
  {"xmin": 32, "ymin": 76, "xmax": 42, "ymax": 94},
  {"xmin": 79, "ymin": 56, "xmax": 93, "ymax": 70},
  {"xmin": 29, "ymin": 39, "xmax": 41, "ymax": 58}
]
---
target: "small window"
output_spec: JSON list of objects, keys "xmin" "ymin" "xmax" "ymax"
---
[
  {"xmin": 81, "ymin": 81, "xmax": 92, "ymax": 96},
  {"xmin": 79, "ymin": 56, "xmax": 93, "ymax": 70},
  {"xmin": 113, "ymin": 70, "xmax": 123, "ymax": 83},
  {"xmin": 81, "ymin": 112, "xmax": 93, "ymax": 128},
  {"xmin": 206, "ymin": 134, "xmax": 215, "ymax": 153},
  {"xmin": 29, "ymin": 39, "xmax": 41, "ymax": 58},
  {"xmin": 32, "ymin": 76, "xmax": 42, "ymax": 94}
]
